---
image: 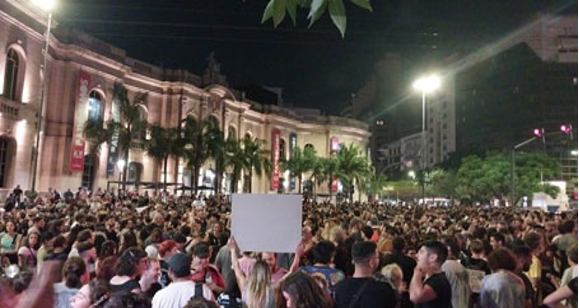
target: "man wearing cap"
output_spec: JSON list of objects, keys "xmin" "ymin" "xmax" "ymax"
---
[
  {"xmin": 191, "ymin": 242, "xmax": 225, "ymax": 295},
  {"xmin": 152, "ymin": 253, "xmax": 214, "ymax": 308}
]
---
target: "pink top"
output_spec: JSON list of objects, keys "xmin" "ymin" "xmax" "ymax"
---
[
  {"xmin": 238, "ymin": 257, "xmax": 257, "ymax": 276},
  {"xmin": 271, "ymin": 267, "xmax": 288, "ymax": 283}
]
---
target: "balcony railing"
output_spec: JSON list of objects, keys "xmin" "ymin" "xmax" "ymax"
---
[{"xmin": 0, "ymin": 96, "xmax": 21, "ymax": 117}]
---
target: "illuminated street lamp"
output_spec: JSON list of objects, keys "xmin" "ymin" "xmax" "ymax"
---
[
  {"xmin": 30, "ymin": 0, "xmax": 56, "ymax": 192},
  {"xmin": 116, "ymin": 159, "xmax": 126, "ymax": 172},
  {"xmin": 32, "ymin": 0, "xmax": 55, "ymax": 10},
  {"xmin": 413, "ymin": 74, "xmax": 441, "ymax": 203}
]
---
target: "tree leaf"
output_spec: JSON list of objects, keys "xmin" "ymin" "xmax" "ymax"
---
[
  {"xmin": 286, "ymin": 0, "xmax": 298, "ymax": 25},
  {"xmin": 307, "ymin": 0, "xmax": 327, "ymax": 27},
  {"xmin": 261, "ymin": 0, "xmax": 275, "ymax": 23},
  {"xmin": 349, "ymin": 0, "xmax": 373, "ymax": 12},
  {"xmin": 328, "ymin": 0, "xmax": 347, "ymax": 37},
  {"xmin": 273, "ymin": 0, "xmax": 287, "ymax": 27}
]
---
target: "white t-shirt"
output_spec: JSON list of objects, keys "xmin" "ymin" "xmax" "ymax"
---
[{"xmin": 152, "ymin": 280, "xmax": 214, "ymax": 308}]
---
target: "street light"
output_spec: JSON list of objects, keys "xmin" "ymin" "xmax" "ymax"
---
[
  {"xmin": 32, "ymin": 0, "xmax": 56, "ymax": 11},
  {"xmin": 30, "ymin": 0, "xmax": 55, "ymax": 192},
  {"xmin": 413, "ymin": 74, "xmax": 441, "ymax": 203}
]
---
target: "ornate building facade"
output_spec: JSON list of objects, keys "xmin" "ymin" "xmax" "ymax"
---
[{"xmin": 0, "ymin": 0, "xmax": 370, "ymax": 197}]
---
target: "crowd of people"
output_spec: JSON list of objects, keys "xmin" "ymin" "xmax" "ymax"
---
[{"xmin": 0, "ymin": 185, "xmax": 577, "ymax": 308}]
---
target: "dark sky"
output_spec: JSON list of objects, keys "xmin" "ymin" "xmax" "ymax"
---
[{"xmin": 55, "ymin": 0, "xmax": 569, "ymax": 114}]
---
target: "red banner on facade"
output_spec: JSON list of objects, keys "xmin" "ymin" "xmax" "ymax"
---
[
  {"xmin": 331, "ymin": 178, "xmax": 339, "ymax": 192},
  {"xmin": 69, "ymin": 71, "xmax": 91, "ymax": 172},
  {"xmin": 271, "ymin": 129, "xmax": 281, "ymax": 190}
]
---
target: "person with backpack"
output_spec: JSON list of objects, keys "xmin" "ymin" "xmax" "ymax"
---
[{"xmin": 152, "ymin": 253, "xmax": 214, "ymax": 308}]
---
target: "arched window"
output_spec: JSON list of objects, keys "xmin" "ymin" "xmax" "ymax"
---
[
  {"xmin": 3, "ymin": 49, "xmax": 20, "ymax": 101},
  {"xmin": 305, "ymin": 143, "xmax": 314, "ymax": 151},
  {"xmin": 208, "ymin": 116, "xmax": 220, "ymax": 131},
  {"xmin": 88, "ymin": 91, "xmax": 103, "ymax": 121},
  {"xmin": 81, "ymin": 155, "xmax": 96, "ymax": 190},
  {"xmin": 227, "ymin": 126, "xmax": 237, "ymax": 140}
]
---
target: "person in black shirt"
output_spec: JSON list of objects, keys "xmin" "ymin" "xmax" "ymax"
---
[
  {"xmin": 383, "ymin": 237, "xmax": 417, "ymax": 287},
  {"xmin": 513, "ymin": 245, "xmax": 537, "ymax": 308},
  {"xmin": 466, "ymin": 239, "xmax": 491, "ymax": 275},
  {"xmin": 335, "ymin": 241, "xmax": 397, "ymax": 308},
  {"xmin": 409, "ymin": 240, "xmax": 452, "ymax": 308},
  {"xmin": 12, "ymin": 185, "xmax": 22, "ymax": 203},
  {"xmin": 543, "ymin": 277, "xmax": 578, "ymax": 308}
]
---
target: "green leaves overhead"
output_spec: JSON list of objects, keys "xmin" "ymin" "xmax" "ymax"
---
[
  {"xmin": 328, "ymin": 0, "xmax": 346, "ymax": 38},
  {"xmin": 349, "ymin": 0, "xmax": 372, "ymax": 11},
  {"xmin": 260, "ymin": 0, "xmax": 373, "ymax": 37}
]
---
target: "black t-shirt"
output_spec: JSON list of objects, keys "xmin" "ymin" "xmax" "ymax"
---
[
  {"xmin": 417, "ymin": 273, "xmax": 452, "ymax": 308},
  {"xmin": 569, "ymin": 277, "xmax": 578, "ymax": 295},
  {"xmin": 467, "ymin": 257, "xmax": 491, "ymax": 275},
  {"xmin": 110, "ymin": 279, "xmax": 141, "ymax": 294},
  {"xmin": 335, "ymin": 277, "xmax": 397, "ymax": 308},
  {"xmin": 516, "ymin": 271, "xmax": 536, "ymax": 308},
  {"xmin": 383, "ymin": 251, "xmax": 417, "ymax": 286}
]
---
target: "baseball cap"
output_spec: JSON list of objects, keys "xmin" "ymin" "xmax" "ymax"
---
[
  {"xmin": 192, "ymin": 242, "xmax": 210, "ymax": 258},
  {"xmin": 167, "ymin": 253, "xmax": 192, "ymax": 278}
]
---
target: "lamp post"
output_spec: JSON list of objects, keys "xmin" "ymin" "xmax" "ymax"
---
[
  {"xmin": 413, "ymin": 74, "xmax": 440, "ymax": 205},
  {"xmin": 30, "ymin": 0, "xmax": 55, "ymax": 192}
]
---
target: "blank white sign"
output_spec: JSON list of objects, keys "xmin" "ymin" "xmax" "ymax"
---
[{"xmin": 231, "ymin": 194, "xmax": 302, "ymax": 253}]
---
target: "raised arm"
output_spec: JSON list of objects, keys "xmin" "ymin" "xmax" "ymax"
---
[
  {"xmin": 409, "ymin": 267, "xmax": 437, "ymax": 304},
  {"xmin": 227, "ymin": 237, "xmax": 247, "ymax": 291},
  {"xmin": 543, "ymin": 285, "xmax": 574, "ymax": 308}
]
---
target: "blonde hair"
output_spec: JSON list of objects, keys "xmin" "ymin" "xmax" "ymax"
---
[
  {"xmin": 246, "ymin": 260, "xmax": 271, "ymax": 308},
  {"xmin": 381, "ymin": 263, "xmax": 403, "ymax": 291},
  {"xmin": 329, "ymin": 226, "xmax": 345, "ymax": 243}
]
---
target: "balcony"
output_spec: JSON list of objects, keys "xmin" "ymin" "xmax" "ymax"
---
[{"xmin": 0, "ymin": 96, "xmax": 21, "ymax": 117}]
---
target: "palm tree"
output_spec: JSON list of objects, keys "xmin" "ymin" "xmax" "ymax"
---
[
  {"xmin": 145, "ymin": 125, "xmax": 181, "ymax": 192},
  {"xmin": 309, "ymin": 153, "xmax": 325, "ymax": 198},
  {"xmin": 225, "ymin": 139, "xmax": 245, "ymax": 193},
  {"xmin": 320, "ymin": 156, "xmax": 340, "ymax": 201},
  {"xmin": 242, "ymin": 137, "xmax": 270, "ymax": 193},
  {"xmin": 365, "ymin": 171, "xmax": 388, "ymax": 202},
  {"xmin": 336, "ymin": 143, "xmax": 369, "ymax": 203},
  {"xmin": 354, "ymin": 162, "xmax": 373, "ymax": 202},
  {"xmin": 210, "ymin": 131, "xmax": 237, "ymax": 195},
  {"xmin": 83, "ymin": 119, "xmax": 115, "ymax": 161},
  {"xmin": 181, "ymin": 116, "xmax": 218, "ymax": 196},
  {"xmin": 83, "ymin": 83, "xmax": 148, "ymax": 190},
  {"xmin": 281, "ymin": 147, "xmax": 316, "ymax": 194}
]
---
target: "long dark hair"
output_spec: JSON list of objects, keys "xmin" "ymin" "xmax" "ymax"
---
[
  {"xmin": 62, "ymin": 257, "xmax": 86, "ymax": 289},
  {"xmin": 276, "ymin": 272, "xmax": 333, "ymax": 308},
  {"xmin": 115, "ymin": 248, "xmax": 147, "ymax": 277}
]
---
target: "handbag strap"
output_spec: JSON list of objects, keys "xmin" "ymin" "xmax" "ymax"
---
[{"xmin": 348, "ymin": 279, "xmax": 372, "ymax": 308}]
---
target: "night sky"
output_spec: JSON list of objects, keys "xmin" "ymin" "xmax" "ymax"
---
[{"xmin": 55, "ymin": 0, "xmax": 568, "ymax": 114}]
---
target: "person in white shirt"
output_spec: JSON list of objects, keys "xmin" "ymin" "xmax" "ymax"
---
[{"xmin": 152, "ymin": 253, "xmax": 214, "ymax": 308}]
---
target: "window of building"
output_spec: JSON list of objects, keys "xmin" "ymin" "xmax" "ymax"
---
[
  {"xmin": 228, "ymin": 126, "xmax": 237, "ymax": 140},
  {"xmin": 0, "ymin": 138, "xmax": 10, "ymax": 187},
  {"xmin": 305, "ymin": 143, "xmax": 314, "ymax": 151},
  {"xmin": 88, "ymin": 91, "xmax": 104, "ymax": 122},
  {"xmin": 3, "ymin": 49, "xmax": 20, "ymax": 101},
  {"xmin": 81, "ymin": 155, "xmax": 95, "ymax": 190},
  {"xmin": 279, "ymin": 138, "xmax": 286, "ymax": 161},
  {"xmin": 128, "ymin": 162, "xmax": 143, "ymax": 184}
]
